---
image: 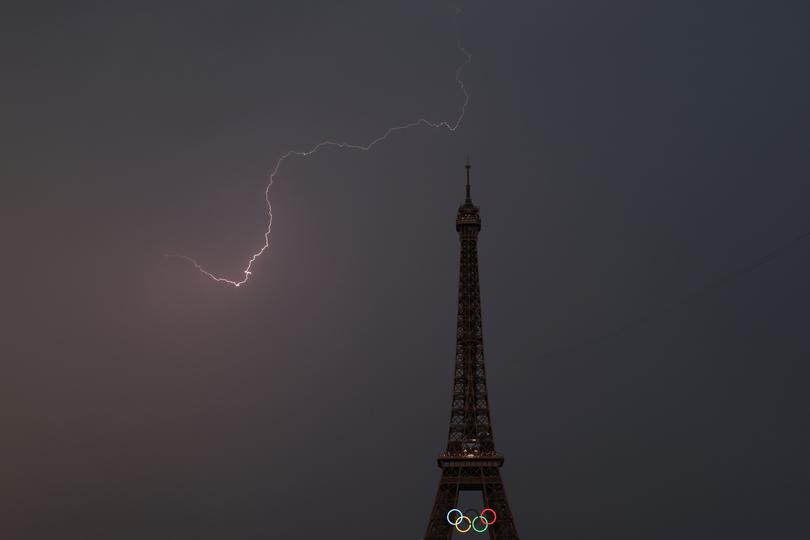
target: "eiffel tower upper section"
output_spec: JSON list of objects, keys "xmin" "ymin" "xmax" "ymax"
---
[{"xmin": 444, "ymin": 160, "xmax": 498, "ymax": 458}]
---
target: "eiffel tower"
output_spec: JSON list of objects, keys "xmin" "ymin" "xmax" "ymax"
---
[{"xmin": 423, "ymin": 162, "xmax": 520, "ymax": 539}]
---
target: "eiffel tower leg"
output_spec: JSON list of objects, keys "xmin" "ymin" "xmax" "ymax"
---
[
  {"xmin": 424, "ymin": 467, "xmax": 461, "ymax": 540},
  {"xmin": 481, "ymin": 467, "xmax": 519, "ymax": 539}
]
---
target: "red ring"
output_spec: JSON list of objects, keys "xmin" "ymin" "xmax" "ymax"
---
[{"xmin": 480, "ymin": 508, "xmax": 497, "ymax": 524}]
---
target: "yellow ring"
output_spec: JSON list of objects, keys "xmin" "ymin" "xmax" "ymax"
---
[{"xmin": 455, "ymin": 515, "xmax": 472, "ymax": 533}]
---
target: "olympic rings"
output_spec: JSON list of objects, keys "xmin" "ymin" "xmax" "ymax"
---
[{"xmin": 446, "ymin": 508, "xmax": 498, "ymax": 533}]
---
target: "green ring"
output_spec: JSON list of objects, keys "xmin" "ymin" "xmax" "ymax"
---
[{"xmin": 472, "ymin": 515, "xmax": 489, "ymax": 533}]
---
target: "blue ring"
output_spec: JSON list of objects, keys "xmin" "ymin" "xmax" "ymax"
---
[{"xmin": 446, "ymin": 508, "xmax": 464, "ymax": 525}]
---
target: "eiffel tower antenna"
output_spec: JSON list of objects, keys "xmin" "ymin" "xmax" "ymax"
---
[
  {"xmin": 465, "ymin": 155, "xmax": 472, "ymax": 203},
  {"xmin": 423, "ymin": 161, "xmax": 520, "ymax": 538}
]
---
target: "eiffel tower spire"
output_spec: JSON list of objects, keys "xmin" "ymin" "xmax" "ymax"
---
[
  {"xmin": 465, "ymin": 155, "xmax": 472, "ymax": 204},
  {"xmin": 423, "ymin": 162, "xmax": 520, "ymax": 539}
]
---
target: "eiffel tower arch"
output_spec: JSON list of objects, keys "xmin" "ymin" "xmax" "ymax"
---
[{"xmin": 423, "ymin": 162, "xmax": 520, "ymax": 539}]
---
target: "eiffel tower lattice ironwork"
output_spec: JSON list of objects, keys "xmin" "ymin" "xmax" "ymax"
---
[{"xmin": 423, "ymin": 162, "xmax": 520, "ymax": 539}]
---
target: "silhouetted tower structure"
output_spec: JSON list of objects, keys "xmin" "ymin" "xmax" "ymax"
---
[{"xmin": 424, "ymin": 162, "xmax": 520, "ymax": 539}]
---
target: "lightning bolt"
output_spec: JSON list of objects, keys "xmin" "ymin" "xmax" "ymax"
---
[{"xmin": 169, "ymin": 9, "xmax": 471, "ymax": 287}]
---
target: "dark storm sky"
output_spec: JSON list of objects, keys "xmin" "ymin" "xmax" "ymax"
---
[{"xmin": 3, "ymin": 1, "xmax": 810, "ymax": 538}]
